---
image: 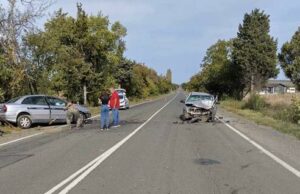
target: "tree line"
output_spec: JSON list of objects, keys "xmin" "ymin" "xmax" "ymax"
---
[
  {"xmin": 184, "ymin": 8, "xmax": 300, "ymax": 99},
  {"xmin": 0, "ymin": 1, "xmax": 175, "ymax": 105}
]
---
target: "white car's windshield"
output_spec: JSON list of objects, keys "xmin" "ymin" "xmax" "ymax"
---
[{"xmin": 187, "ymin": 95, "xmax": 213, "ymax": 102}]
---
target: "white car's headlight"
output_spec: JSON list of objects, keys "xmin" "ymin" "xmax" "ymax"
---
[{"xmin": 185, "ymin": 107, "xmax": 190, "ymax": 112}]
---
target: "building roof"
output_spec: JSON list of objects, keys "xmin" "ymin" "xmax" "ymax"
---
[{"xmin": 265, "ymin": 80, "xmax": 295, "ymax": 88}]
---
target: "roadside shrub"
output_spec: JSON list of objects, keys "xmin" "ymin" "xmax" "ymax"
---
[
  {"xmin": 287, "ymin": 98, "xmax": 300, "ymax": 124},
  {"xmin": 221, "ymin": 99, "xmax": 244, "ymax": 109},
  {"xmin": 0, "ymin": 88, "xmax": 4, "ymax": 103},
  {"xmin": 243, "ymin": 94, "xmax": 269, "ymax": 111},
  {"xmin": 273, "ymin": 108, "xmax": 290, "ymax": 122}
]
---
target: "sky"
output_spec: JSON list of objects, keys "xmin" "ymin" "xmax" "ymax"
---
[{"xmin": 13, "ymin": 0, "xmax": 300, "ymax": 83}]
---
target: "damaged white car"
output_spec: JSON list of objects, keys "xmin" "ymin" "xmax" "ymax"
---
[{"xmin": 180, "ymin": 92, "xmax": 217, "ymax": 122}]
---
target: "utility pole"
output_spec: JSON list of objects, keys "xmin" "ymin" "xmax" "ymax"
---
[{"xmin": 83, "ymin": 84, "xmax": 87, "ymax": 105}]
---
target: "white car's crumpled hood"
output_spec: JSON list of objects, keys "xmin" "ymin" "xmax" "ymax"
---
[{"xmin": 187, "ymin": 100, "xmax": 214, "ymax": 110}]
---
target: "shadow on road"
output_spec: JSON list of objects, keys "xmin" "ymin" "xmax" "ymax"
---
[{"xmin": 194, "ymin": 158, "xmax": 221, "ymax": 165}]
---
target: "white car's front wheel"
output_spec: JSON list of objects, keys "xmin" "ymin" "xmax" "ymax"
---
[{"xmin": 17, "ymin": 115, "xmax": 32, "ymax": 129}]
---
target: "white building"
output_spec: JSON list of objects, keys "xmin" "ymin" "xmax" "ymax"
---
[{"xmin": 260, "ymin": 80, "xmax": 297, "ymax": 95}]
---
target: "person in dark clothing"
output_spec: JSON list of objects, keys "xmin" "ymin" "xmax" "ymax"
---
[{"xmin": 99, "ymin": 91, "xmax": 110, "ymax": 130}]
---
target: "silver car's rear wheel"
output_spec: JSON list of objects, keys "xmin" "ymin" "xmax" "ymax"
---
[{"xmin": 17, "ymin": 115, "xmax": 32, "ymax": 129}]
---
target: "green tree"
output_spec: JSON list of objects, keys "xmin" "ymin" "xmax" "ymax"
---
[
  {"xmin": 0, "ymin": 0, "xmax": 52, "ymax": 99},
  {"xmin": 166, "ymin": 69, "xmax": 172, "ymax": 82},
  {"xmin": 185, "ymin": 40, "xmax": 238, "ymax": 98},
  {"xmin": 278, "ymin": 27, "xmax": 300, "ymax": 89},
  {"xmin": 114, "ymin": 59, "xmax": 134, "ymax": 92},
  {"xmin": 232, "ymin": 9, "xmax": 278, "ymax": 95},
  {"xmin": 25, "ymin": 4, "xmax": 127, "ymax": 104},
  {"xmin": 126, "ymin": 63, "xmax": 173, "ymax": 98},
  {"xmin": 3, "ymin": 2, "xmax": 171, "ymax": 104},
  {"xmin": 201, "ymin": 40, "xmax": 234, "ymax": 96}
]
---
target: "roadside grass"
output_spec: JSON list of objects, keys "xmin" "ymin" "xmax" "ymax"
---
[
  {"xmin": 0, "ymin": 124, "xmax": 20, "ymax": 135},
  {"xmin": 89, "ymin": 106, "xmax": 99, "ymax": 117},
  {"xmin": 221, "ymin": 99, "xmax": 300, "ymax": 139},
  {"xmin": 262, "ymin": 93, "xmax": 300, "ymax": 106}
]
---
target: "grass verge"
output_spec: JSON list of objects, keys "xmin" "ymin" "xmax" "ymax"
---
[
  {"xmin": 221, "ymin": 99, "xmax": 300, "ymax": 139},
  {"xmin": 0, "ymin": 124, "xmax": 20, "ymax": 135}
]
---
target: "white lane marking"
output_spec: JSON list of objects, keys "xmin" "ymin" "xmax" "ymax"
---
[
  {"xmin": 217, "ymin": 117, "xmax": 300, "ymax": 178},
  {"xmin": 0, "ymin": 132, "xmax": 44, "ymax": 148},
  {"xmin": 45, "ymin": 94, "xmax": 178, "ymax": 194}
]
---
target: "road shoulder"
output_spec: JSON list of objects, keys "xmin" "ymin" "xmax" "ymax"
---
[{"xmin": 218, "ymin": 107, "xmax": 300, "ymax": 171}]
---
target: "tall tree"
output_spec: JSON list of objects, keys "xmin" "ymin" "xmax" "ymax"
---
[
  {"xmin": 232, "ymin": 9, "xmax": 278, "ymax": 95},
  {"xmin": 0, "ymin": 0, "xmax": 52, "ymax": 98},
  {"xmin": 201, "ymin": 40, "xmax": 235, "ymax": 97},
  {"xmin": 25, "ymin": 4, "xmax": 129, "ymax": 104},
  {"xmin": 4, "ymin": 3, "xmax": 172, "ymax": 104},
  {"xmin": 278, "ymin": 27, "xmax": 300, "ymax": 89},
  {"xmin": 185, "ymin": 40, "xmax": 237, "ymax": 98},
  {"xmin": 166, "ymin": 69, "xmax": 172, "ymax": 82}
]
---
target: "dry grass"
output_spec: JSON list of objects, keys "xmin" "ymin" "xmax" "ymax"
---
[
  {"xmin": 261, "ymin": 93, "xmax": 300, "ymax": 106},
  {"xmin": 0, "ymin": 125, "xmax": 20, "ymax": 134},
  {"xmin": 221, "ymin": 99, "xmax": 300, "ymax": 139}
]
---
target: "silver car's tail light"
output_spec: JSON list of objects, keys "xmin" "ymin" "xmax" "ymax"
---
[{"xmin": 3, "ymin": 105, "xmax": 7, "ymax": 112}]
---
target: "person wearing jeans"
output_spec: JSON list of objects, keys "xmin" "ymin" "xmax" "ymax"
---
[
  {"xmin": 99, "ymin": 91, "xmax": 110, "ymax": 130},
  {"xmin": 109, "ymin": 87, "xmax": 120, "ymax": 128},
  {"xmin": 111, "ymin": 108, "xmax": 119, "ymax": 126}
]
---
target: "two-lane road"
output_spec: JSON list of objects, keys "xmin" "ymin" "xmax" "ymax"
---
[{"xmin": 0, "ymin": 92, "xmax": 299, "ymax": 194}]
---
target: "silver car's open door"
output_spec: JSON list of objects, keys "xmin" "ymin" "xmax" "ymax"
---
[
  {"xmin": 22, "ymin": 96, "xmax": 51, "ymax": 122},
  {"xmin": 46, "ymin": 97, "xmax": 67, "ymax": 123}
]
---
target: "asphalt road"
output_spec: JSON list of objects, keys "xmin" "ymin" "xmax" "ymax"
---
[{"xmin": 0, "ymin": 92, "xmax": 299, "ymax": 194}]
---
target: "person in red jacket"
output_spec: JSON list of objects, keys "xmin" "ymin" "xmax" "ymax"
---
[{"xmin": 109, "ymin": 87, "xmax": 120, "ymax": 127}]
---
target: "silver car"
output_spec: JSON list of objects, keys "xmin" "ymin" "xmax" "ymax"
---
[{"xmin": 0, "ymin": 95, "xmax": 91, "ymax": 129}]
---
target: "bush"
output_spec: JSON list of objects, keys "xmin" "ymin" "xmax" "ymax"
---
[
  {"xmin": 243, "ymin": 94, "xmax": 269, "ymax": 111},
  {"xmin": 287, "ymin": 98, "xmax": 300, "ymax": 124},
  {"xmin": 221, "ymin": 98, "xmax": 244, "ymax": 109},
  {"xmin": 0, "ymin": 88, "xmax": 4, "ymax": 103}
]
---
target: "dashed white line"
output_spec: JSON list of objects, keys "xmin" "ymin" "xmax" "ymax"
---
[
  {"xmin": 217, "ymin": 117, "xmax": 300, "ymax": 178},
  {"xmin": 44, "ymin": 93, "xmax": 178, "ymax": 194}
]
